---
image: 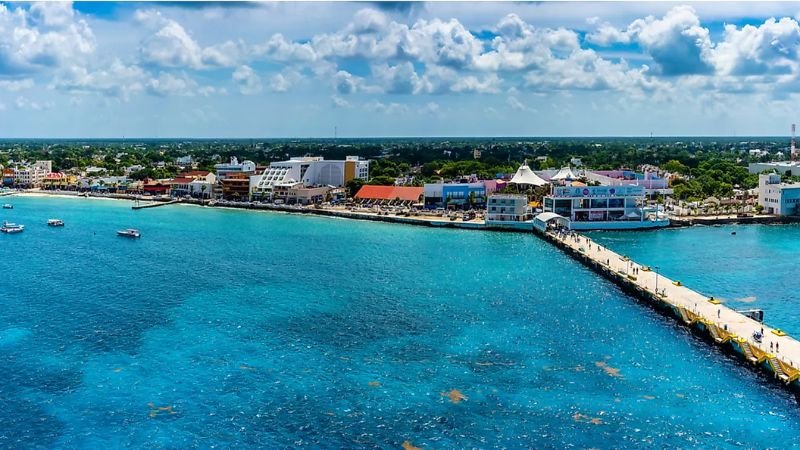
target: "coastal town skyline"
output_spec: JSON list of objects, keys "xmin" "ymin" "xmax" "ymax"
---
[{"xmin": 5, "ymin": 1, "xmax": 800, "ymax": 137}]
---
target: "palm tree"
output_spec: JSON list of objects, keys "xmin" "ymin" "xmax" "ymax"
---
[{"xmin": 200, "ymin": 184, "xmax": 207, "ymax": 205}]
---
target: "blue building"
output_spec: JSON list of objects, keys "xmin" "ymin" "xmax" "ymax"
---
[{"xmin": 424, "ymin": 182, "xmax": 488, "ymax": 209}]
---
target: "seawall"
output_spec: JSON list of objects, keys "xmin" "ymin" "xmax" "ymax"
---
[{"xmin": 538, "ymin": 228, "xmax": 800, "ymax": 394}]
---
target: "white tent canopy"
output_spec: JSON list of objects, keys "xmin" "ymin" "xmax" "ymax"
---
[
  {"xmin": 551, "ymin": 166, "xmax": 578, "ymax": 181},
  {"xmin": 509, "ymin": 164, "xmax": 547, "ymax": 186}
]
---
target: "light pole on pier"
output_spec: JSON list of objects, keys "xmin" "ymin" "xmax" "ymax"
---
[{"xmin": 655, "ymin": 266, "xmax": 660, "ymax": 295}]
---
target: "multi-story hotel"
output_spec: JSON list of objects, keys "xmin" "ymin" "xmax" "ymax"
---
[{"xmin": 252, "ymin": 156, "xmax": 369, "ymax": 199}]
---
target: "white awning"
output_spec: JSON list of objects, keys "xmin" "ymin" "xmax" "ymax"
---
[
  {"xmin": 509, "ymin": 164, "xmax": 547, "ymax": 186},
  {"xmin": 551, "ymin": 166, "xmax": 577, "ymax": 181}
]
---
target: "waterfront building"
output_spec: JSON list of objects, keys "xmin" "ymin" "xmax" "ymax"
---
[
  {"xmin": 423, "ymin": 182, "xmax": 491, "ymax": 209},
  {"xmin": 274, "ymin": 183, "xmax": 331, "ymax": 205},
  {"xmin": 757, "ymin": 172, "xmax": 800, "ymax": 215},
  {"xmin": 175, "ymin": 171, "xmax": 216, "ymax": 198},
  {"xmin": 543, "ymin": 184, "xmax": 669, "ymax": 230},
  {"xmin": 142, "ymin": 180, "xmax": 170, "ymax": 196},
  {"xmin": 13, "ymin": 162, "xmax": 51, "ymax": 188},
  {"xmin": 252, "ymin": 156, "xmax": 369, "ymax": 199},
  {"xmin": 42, "ymin": 173, "xmax": 76, "ymax": 190},
  {"xmin": 354, "ymin": 185, "xmax": 423, "ymax": 205},
  {"xmin": 220, "ymin": 172, "xmax": 253, "ymax": 199},
  {"xmin": 2, "ymin": 168, "xmax": 15, "ymax": 186},
  {"xmin": 167, "ymin": 177, "xmax": 194, "ymax": 197},
  {"xmin": 585, "ymin": 169, "xmax": 671, "ymax": 195},
  {"xmin": 485, "ymin": 194, "xmax": 534, "ymax": 229},
  {"xmin": 214, "ymin": 157, "xmax": 256, "ymax": 180}
]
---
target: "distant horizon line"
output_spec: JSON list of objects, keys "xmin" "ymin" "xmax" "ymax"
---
[{"xmin": 0, "ymin": 135, "xmax": 793, "ymax": 141}]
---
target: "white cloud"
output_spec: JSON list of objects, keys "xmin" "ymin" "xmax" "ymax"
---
[
  {"xmin": 364, "ymin": 100, "xmax": 409, "ymax": 115},
  {"xmin": 713, "ymin": 17, "xmax": 800, "ymax": 78},
  {"xmin": 588, "ymin": 6, "xmax": 713, "ymax": 76},
  {"xmin": 15, "ymin": 96, "xmax": 53, "ymax": 111},
  {"xmin": 0, "ymin": 79, "xmax": 34, "ymax": 92},
  {"xmin": 253, "ymin": 33, "xmax": 317, "ymax": 63},
  {"xmin": 331, "ymin": 95, "xmax": 351, "ymax": 108},
  {"xmin": 372, "ymin": 62, "xmax": 425, "ymax": 94},
  {"xmin": 51, "ymin": 59, "xmax": 147, "ymax": 100},
  {"xmin": 333, "ymin": 70, "xmax": 361, "ymax": 95},
  {"xmin": 0, "ymin": 3, "xmax": 95, "ymax": 73},
  {"xmin": 232, "ymin": 65, "xmax": 262, "ymax": 95},
  {"xmin": 136, "ymin": 9, "xmax": 243, "ymax": 69},
  {"xmin": 269, "ymin": 69, "xmax": 302, "ymax": 93},
  {"xmin": 146, "ymin": 72, "xmax": 207, "ymax": 97}
]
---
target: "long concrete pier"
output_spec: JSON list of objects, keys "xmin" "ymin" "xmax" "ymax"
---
[
  {"xmin": 132, "ymin": 199, "xmax": 180, "ymax": 210},
  {"xmin": 540, "ymin": 228, "xmax": 800, "ymax": 390}
]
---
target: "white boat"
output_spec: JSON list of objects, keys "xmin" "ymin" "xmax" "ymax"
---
[
  {"xmin": 1, "ymin": 221, "xmax": 24, "ymax": 233},
  {"xmin": 2, "ymin": 204, "xmax": 12, "ymax": 209},
  {"xmin": 116, "ymin": 228, "xmax": 140, "ymax": 238},
  {"xmin": 47, "ymin": 219, "xmax": 65, "ymax": 227}
]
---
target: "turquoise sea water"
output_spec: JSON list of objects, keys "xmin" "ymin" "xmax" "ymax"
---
[
  {"xmin": 589, "ymin": 224, "xmax": 800, "ymax": 336},
  {"xmin": 2, "ymin": 197, "xmax": 800, "ymax": 448}
]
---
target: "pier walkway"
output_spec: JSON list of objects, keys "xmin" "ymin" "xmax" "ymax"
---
[
  {"xmin": 544, "ymin": 229, "xmax": 800, "ymax": 386},
  {"xmin": 132, "ymin": 199, "xmax": 180, "ymax": 210}
]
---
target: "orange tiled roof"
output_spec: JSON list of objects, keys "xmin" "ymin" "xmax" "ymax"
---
[{"xmin": 355, "ymin": 185, "xmax": 423, "ymax": 201}]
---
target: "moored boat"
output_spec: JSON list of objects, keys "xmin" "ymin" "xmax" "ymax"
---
[
  {"xmin": 1, "ymin": 221, "xmax": 24, "ymax": 233},
  {"xmin": 2, "ymin": 204, "xmax": 12, "ymax": 209},
  {"xmin": 116, "ymin": 228, "xmax": 141, "ymax": 238},
  {"xmin": 47, "ymin": 219, "xmax": 65, "ymax": 227}
]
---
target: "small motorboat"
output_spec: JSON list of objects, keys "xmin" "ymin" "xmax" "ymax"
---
[
  {"xmin": 47, "ymin": 219, "xmax": 65, "ymax": 227},
  {"xmin": 2, "ymin": 204, "xmax": 12, "ymax": 209},
  {"xmin": 1, "ymin": 221, "xmax": 24, "ymax": 233},
  {"xmin": 116, "ymin": 228, "xmax": 141, "ymax": 238}
]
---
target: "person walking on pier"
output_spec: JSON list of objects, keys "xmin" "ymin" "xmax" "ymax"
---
[
  {"xmin": 717, "ymin": 309, "xmax": 721, "ymax": 318},
  {"xmin": 771, "ymin": 342, "xmax": 774, "ymax": 352},
  {"xmin": 777, "ymin": 342, "xmax": 780, "ymax": 353}
]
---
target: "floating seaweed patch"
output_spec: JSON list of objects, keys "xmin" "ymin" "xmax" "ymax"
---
[
  {"xmin": 572, "ymin": 413, "xmax": 590, "ymax": 422},
  {"xmin": 147, "ymin": 402, "xmax": 177, "ymax": 418},
  {"xmin": 368, "ymin": 381, "xmax": 381, "ymax": 387},
  {"xmin": 441, "ymin": 389, "xmax": 467, "ymax": 404},
  {"xmin": 402, "ymin": 440, "xmax": 422, "ymax": 450},
  {"xmin": 573, "ymin": 412, "xmax": 604, "ymax": 425},
  {"xmin": 595, "ymin": 361, "xmax": 622, "ymax": 378}
]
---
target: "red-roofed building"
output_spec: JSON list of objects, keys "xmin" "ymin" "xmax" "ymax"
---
[
  {"xmin": 143, "ymin": 179, "xmax": 170, "ymax": 196},
  {"xmin": 354, "ymin": 185, "xmax": 424, "ymax": 203}
]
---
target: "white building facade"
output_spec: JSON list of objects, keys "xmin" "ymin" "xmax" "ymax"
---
[
  {"xmin": 758, "ymin": 173, "xmax": 800, "ymax": 215},
  {"xmin": 214, "ymin": 157, "xmax": 257, "ymax": 179},
  {"xmin": 485, "ymin": 194, "xmax": 533, "ymax": 230},
  {"xmin": 252, "ymin": 156, "xmax": 368, "ymax": 198}
]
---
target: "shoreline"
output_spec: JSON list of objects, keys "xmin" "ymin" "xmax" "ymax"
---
[
  {"xmin": 10, "ymin": 190, "xmax": 496, "ymax": 232},
  {"xmin": 11, "ymin": 190, "xmax": 798, "ymax": 232}
]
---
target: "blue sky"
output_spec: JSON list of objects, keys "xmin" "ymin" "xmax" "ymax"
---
[{"xmin": 4, "ymin": 1, "xmax": 800, "ymax": 137}]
